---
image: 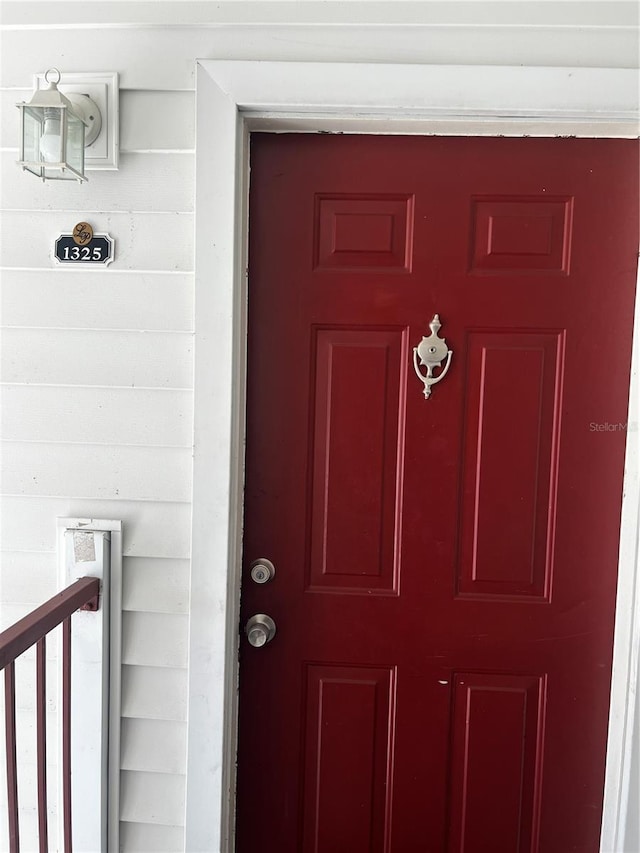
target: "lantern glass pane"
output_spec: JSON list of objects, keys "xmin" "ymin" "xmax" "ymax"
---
[
  {"xmin": 22, "ymin": 109, "xmax": 42, "ymax": 164},
  {"xmin": 65, "ymin": 113, "xmax": 85, "ymax": 176}
]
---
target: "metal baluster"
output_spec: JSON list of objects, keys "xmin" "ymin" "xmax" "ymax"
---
[
  {"xmin": 36, "ymin": 638, "xmax": 48, "ymax": 853},
  {"xmin": 62, "ymin": 618, "xmax": 72, "ymax": 853},
  {"xmin": 4, "ymin": 662, "xmax": 19, "ymax": 852}
]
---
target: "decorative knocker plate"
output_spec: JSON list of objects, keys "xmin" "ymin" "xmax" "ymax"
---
[{"xmin": 413, "ymin": 314, "xmax": 453, "ymax": 399}]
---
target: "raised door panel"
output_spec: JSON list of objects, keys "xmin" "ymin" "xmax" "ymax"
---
[
  {"xmin": 308, "ymin": 327, "xmax": 407, "ymax": 594},
  {"xmin": 447, "ymin": 672, "xmax": 546, "ymax": 853},
  {"xmin": 457, "ymin": 331, "xmax": 565, "ymax": 600},
  {"xmin": 301, "ymin": 665, "xmax": 396, "ymax": 853}
]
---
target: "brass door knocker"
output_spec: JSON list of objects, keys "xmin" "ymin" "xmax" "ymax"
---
[{"xmin": 413, "ymin": 314, "xmax": 453, "ymax": 399}]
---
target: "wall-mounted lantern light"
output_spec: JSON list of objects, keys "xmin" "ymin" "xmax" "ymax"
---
[{"xmin": 16, "ymin": 69, "xmax": 119, "ymax": 182}]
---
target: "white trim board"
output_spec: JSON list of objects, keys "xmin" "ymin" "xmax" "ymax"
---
[
  {"xmin": 188, "ymin": 60, "xmax": 640, "ymax": 852},
  {"xmin": 207, "ymin": 62, "xmax": 640, "ymax": 136}
]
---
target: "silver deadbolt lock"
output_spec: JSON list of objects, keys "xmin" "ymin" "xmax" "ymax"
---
[
  {"xmin": 245, "ymin": 614, "xmax": 276, "ymax": 648},
  {"xmin": 250, "ymin": 558, "xmax": 275, "ymax": 585}
]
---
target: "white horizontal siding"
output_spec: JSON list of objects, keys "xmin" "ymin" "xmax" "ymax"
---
[
  {"xmin": 0, "ymin": 270, "xmax": 194, "ymax": 331},
  {"xmin": 120, "ymin": 91, "xmax": 195, "ymax": 153},
  {"xmin": 3, "ymin": 1, "xmax": 638, "ymax": 28},
  {"xmin": 0, "ymin": 709, "xmax": 59, "ymax": 768},
  {"xmin": 2, "ymin": 442, "xmax": 192, "ymax": 502},
  {"xmin": 2, "ymin": 386, "xmax": 192, "ymax": 446},
  {"xmin": 123, "ymin": 557, "xmax": 189, "ymax": 614},
  {"xmin": 2, "ymin": 152, "xmax": 194, "ymax": 212},
  {"xmin": 4, "ymin": 153, "xmax": 193, "ymax": 215},
  {"xmin": 0, "ymin": 602, "xmax": 62, "ymax": 635},
  {"xmin": 1, "ymin": 89, "xmax": 195, "ymax": 152},
  {"xmin": 6, "ymin": 655, "xmax": 59, "ymax": 713},
  {"xmin": 0, "ymin": 23, "xmax": 637, "ymax": 94},
  {"xmin": 1, "ymin": 54, "xmax": 193, "ymax": 844},
  {"xmin": 0, "ymin": 211, "xmax": 193, "ymax": 271},
  {"xmin": 0, "ymin": 762, "xmax": 58, "ymax": 849},
  {"xmin": 1, "ymin": 497, "xmax": 192, "ymax": 557},
  {"xmin": 0, "ymin": 807, "xmax": 60, "ymax": 853},
  {"xmin": 3, "ymin": 762, "xmax": 57, "ymax": 810},
  {"xmin": 118, "ymin": 821, "xmax": 185, "ymax": 853},
  {"xmin": 1, "ymin": 328, "xmax": 193, "ymax": 387},
  {"xmin": 122, "ymin": 612, "xmax": 189, "ymax": 668},
  {"xmin": 0, "ymin": 811, "xmax": 42, "ymax": 853},
  {"xmin": 121, "ymin": 718, "xmax": 187, "ymax": 775},
  {"xmin": 0, "ymin": 550, "xmax": 57, "ymax": 602},
  {"xmin": 121, "ymin": 666, "xmax": 188, "ymax": 722},
  {"xmin": 120, "ymin": 771, "xmax": 186, "ymax": 828},
  {"xmin": 0, "ymin": 151, "xmax": 194, "ymax": 211}
]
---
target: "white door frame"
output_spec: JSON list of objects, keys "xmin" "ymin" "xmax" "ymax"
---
[{"xmin": 188, "ymin": 59, "xmax": 640, "ymax": 853}]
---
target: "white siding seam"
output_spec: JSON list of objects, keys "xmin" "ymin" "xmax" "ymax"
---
[
  {"xmin": 0, "ymin": 267, "xmax": 195, "ymax": 275},
  {"xmin": 1, "ymin": 326, "xmax": 194, "ymax": 335},
  {"xmin": 121, "ymin": 662, "xmax": 188, "ymax": 673},
  {"xmin": 0, "ymin": 209, "xmax": 193, "ymax": 216},
  {"xmin": 120, "ymin": 714, "xmax": 188, "ymax": 722},
  {"xmin": 120, "ymin": 717, "xmax": 189, "ymax": 726},
  {"xmin": 0, "ymin": 86, "xmax": 192, "ymax": 93},
  {"xmin": 0, "ymin": 548, "xmax": 55, "ymax": 555},
  {"xmin": 1, "ymin": 493, "xmax": 192, "ymax": 504},
  {"xmin": 122, "ymin": 609, "xmax": 189, "ymax": 615},
  {"xmin": 119, "ymin": 771, "xmax": 187, "ymax": 779},
  {"xmin": 0, "ymin": 269, "xmax": 193, "ymax": 276},
  {"xmin": 2, "ymin": 23, "xmax": 638, "ymax": 32},
  {"xmin": 119, "ymin": 768, "xmax": 186, "ymax": 777},
  {"xmin": 0, "ymin": 439, "xmax": 192, "ymax": 449},
  {"xmin": 125, "ymin": 555, "xmax": 192, "ymax": 561},
  {"xmin": 2, "ymin": 0, "xmax": 637, "ymax": 26},
  {"xmin": 121, "ymin": 716, "xmax": 187, "ymax": 722},
  {"xmin": 1, "ymin": 383, "xmax": 194, "ymax": 392},
  {"xmin": 119, "ymin": 149, "xmax": 195, "ymax": 155},
  {"xmin": 1, "ymin": 148, "xmax": 194, "ymax": 154},
  {"xmin": 128, "ymin": 556, "xmax": 192, "ymax": 562},
  {"xmin": 119, "ymin": 820, "xmax": 185, "ymax": 827}
]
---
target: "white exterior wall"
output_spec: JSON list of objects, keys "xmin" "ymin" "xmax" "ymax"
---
[
  {"xmin": 1, "ymin": 3, "xmax": 638, "ymax": 851},
  {"xmin": 1, "ymin": 6, "xmax": 195, "ymax": 849}
]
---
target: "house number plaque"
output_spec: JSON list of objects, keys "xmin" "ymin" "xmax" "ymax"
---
[{"xmin": 55, "ymin": 222, "xmax": 114, "ymax": 266}]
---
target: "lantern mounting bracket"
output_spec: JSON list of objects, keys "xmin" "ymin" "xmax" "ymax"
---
[{"xmin": 34, "ymin": 71, "xmax": 119, "ymax": 170}]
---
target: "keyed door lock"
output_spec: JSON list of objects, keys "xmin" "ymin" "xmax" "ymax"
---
[{"xmin": 250, "ymin": 558, "xmax": 276, "ymax": 584}]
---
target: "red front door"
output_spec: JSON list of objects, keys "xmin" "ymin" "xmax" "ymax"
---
[{"xmin": 236, "ymin": 134, "xmax": 639, "ymax": 852}]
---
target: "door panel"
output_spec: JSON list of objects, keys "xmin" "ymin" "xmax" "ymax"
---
[
  {"xmin": 447, "ymin": 672, "xmax": 546, "ymax": 853},
  {"xmin": 301, "ymin": 664, "xmax": 395, "ymax": 852},
  {"xmin": 469, "ymin": 197, "xmax": 572, "ymax": 275},
  {"xmin": 309, "ymin": 327, "xmax": 407, "ymax": 594},
  {"xmin": 458, "ymin": 330, "xmax": 564, "ymax": 600},
  {"xmin": 236, "ymin": 135, "xmax": 639, "ymax": 852}
]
